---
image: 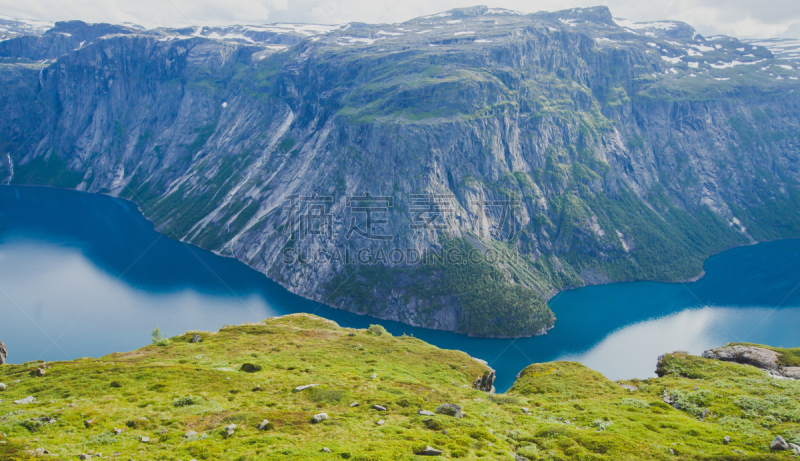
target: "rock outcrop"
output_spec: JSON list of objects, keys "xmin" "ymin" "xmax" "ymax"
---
[
  {"xmin": 702, "ymin": 346, "xmax": 799, "ymax": 379},
  {"xmin": 0, "ymin": 339, "xmax": 7, "ymax": 365},
  {"xmin": 473, "ymin": 370, "xmax": 496, "ymax": 393}
]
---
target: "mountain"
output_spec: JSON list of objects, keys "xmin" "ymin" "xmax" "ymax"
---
[
  {"xmin": 0, "ymin": 314, "xmax": 799, "ymax": 460},
  {"xmin": 2, "ymin": 6, "xmax": 800, "ymax": 337}
]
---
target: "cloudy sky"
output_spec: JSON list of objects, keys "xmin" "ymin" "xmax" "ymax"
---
[{"xmin": 2, "ymin": 0, "xmax": 800, "ymax": 39}]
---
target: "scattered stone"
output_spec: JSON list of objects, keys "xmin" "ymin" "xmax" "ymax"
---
[
  {"xmin": 140, "ymin": 437, "xmax": 149, "ymax": 443},
  {"xmin": 0, "ymin": 383, "xmax": 5, "ymax": 391},
  {"xmin": 372, "ymin": 405, "xmax": 387, "ymax": 411},
  {"xmin": 789, "ymin": 443, "xmax": 800, "ymax": 455},
  {"xmin": 0, "ymin": 339, "xmax": 6, "ymax": 365},
  {"xmin": 723, "ymin": 436, "xmax": 731, "ymax": 445},
  {"xmin": 293, "ymin": 384, "xmax": 319, "ymax": 392},
  {"xmin": 418, "ymin": 445, "xmax": 444, "ymax": 456},
  {"xmin": 370, "ymin": 373, "xmax": 377, "ymax": 379},
  {"xmin": 240, "ymin": 363, "xmax": 262, "ymax": 373},
  {"xmin": 113, "ymin": 428, "xmax": 124, "ymax": 435},
  {"xmin": 223, "ymin": 424, "xmax": 237, "ymax": 438},
  {"xmin": 619, "ymin": 384, "xmax": 638, "ymax": 392},
  {"xmin": 252, "ymin": 385, "xmax": 263, "ymax": 392},
  {"xmin": 30, "ymin": 368, "xmax": 45, "ymax": 377},
  {"xmin": 349, "ymin": 402, "xmax": 359, "ymax": 407},
  {"xmin": 189, "ymin": 334, "xmax": 202, "ymax": 343},
  {"xmin": 473, "ymin": 370, "xmax": 496, "ymax": 393},
  {"xmin": 700, "ymin": 409, "xmax": 711, "ymax": 419},
  {"xmin": 184, "ymin": 430, "xmax": 197, "ymax": 439},
  {"xmin": 488, "ymin": 429, "xmax": 494, "ymax": 434},
  {"xmin": 78, "ymin": 455, "xmax": 92, "ymax": 460},
  {"xmin": 435, "ymin": 403, "xmax": 464, "ymax": 418},
  {"xmin": 322, "ymin": 447, "xmax": 331, "ymax": 453},
  {"xmin": 418, "ymin": 410, "xmax": 435, "ymax": 416},
  {"xmin": 83, "ymin": 419, "xmax": 95, "ymax": 428},
  {"xmin": 520, "ymin": 407, "xmax": 530, "ymax": 415},
  {"xmin": 377, "ymin": 419, "xmax": 385, "ymax": 426},
  {"xmin": 258, "ymin": 420, "xmax": 272, "ymax": 431},
  {"xmin": 14, "ymin": 396, "xmax": 34, "ymax": 405},
  {"xmin": 311, "ymin": 413, "xmax": 328, "ymax": 424},
  {"xmin": 771, "ymin": 436, "xmax": 789, "ymax": 451},
  {"xmin": 669, "ymin": 448, "xmax": 676, "ymax": 455}
]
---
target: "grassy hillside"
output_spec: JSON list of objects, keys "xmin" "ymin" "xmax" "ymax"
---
[{"xmin": 0, "ymin": 315, "xmax": 798, "ymax": 460}]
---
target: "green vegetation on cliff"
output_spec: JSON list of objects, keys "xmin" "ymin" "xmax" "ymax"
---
[{"xmin": 1, "ymin": 315, "xmax": 798, "ymax": 460}]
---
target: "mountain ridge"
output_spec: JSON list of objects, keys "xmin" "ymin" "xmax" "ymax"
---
[{"xmin": 2, "ymin": 6, "xmax": 800, "ymax": 337}]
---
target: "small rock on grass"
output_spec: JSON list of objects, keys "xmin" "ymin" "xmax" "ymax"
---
[
  {"xmin": 258, "ymin": 420, "xmax": 272, "ymax": 431},
  {"xmin": 293, "ymin": 384, "xmax": 319, "ymax": 392},
  {"xmin": 372, "ymin": 405, "xmax": 387, "ymax": 411},
  {"xmin": 723, "ymin": 436, "xmax": 731, "ymax": 444},
  {"xmin": 14, "ymin": 396, "xmax": 35, "ymax": 405},
  {"xmin": 223, "ymin": 424, "xmax": 237, "ymax": 438},
  {"xmin": 418, "ymin": 445, "xmax": 443, "ymax": 456},
  {"xmin": 377, "ymin": 420, "xmax": 385, "ymax": 426},
  {"xmin": 311, "ymin": 413, "xmax": 328, "ymax": 424},
  {"xmin": 370, "ymin": 373, "xmax": 377, "ymax": 379},
  {"xmin": 349, "ymin": 402, "xmax": 359, "ymax": 407},
  {"xmin": 322, "ymin": 447, "xmax": 331, "ymax": 453},
  {"xmin": 140, "ymin": 437, "xmax": 150, "ymax": 443},
  {"xmin": 184, "ymin": 430, "xmax": 197, "ymax": 439},
  {"xmin": 435, "ymin": 403, "xmax": 464, "ymax": 418},
  {"xmin": 190, "ymin": 334, "xmax": 202, "ymax": 343},
  {"xmin": 0, "ymin": 383, "xmax": 6, "ymax": 391},
  {"xmin": 771, "ymin": 436, "xmax": 789, "ymax": 451},
  {"xmin": 790, "ymin": 443, "xmax": 800, "ymax": 455},
  {"xmin": 418, "ymin": 410, "xmax": 434, "ymax": 416}
]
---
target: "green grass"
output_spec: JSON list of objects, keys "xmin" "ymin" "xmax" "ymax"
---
[{"xmin": 1, "ymin": 315, "xmax": 799, "ymax": 460}]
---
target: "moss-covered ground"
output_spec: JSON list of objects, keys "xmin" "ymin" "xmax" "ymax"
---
[{"xmin": 0, "ymin": 315, "xmax": 798, "ymax": 460}]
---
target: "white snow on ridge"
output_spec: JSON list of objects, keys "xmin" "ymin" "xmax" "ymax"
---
[
  {"xmin": 661, "ymin": 56, "xmax": 683, "ymax": 64},
  {"xmin": 454, "ymin": 31, "xmax": 475, "ymax": 36},
  {"xmin": 613, "ymin": 18, "xmax": 676, "ymax": 31}
]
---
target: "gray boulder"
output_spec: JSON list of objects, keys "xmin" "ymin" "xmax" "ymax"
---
[
  {"xmin": 723, "ymin": 436, "xmax": 731, "ymax": 444},
  {"xmin": 435, "ymin": 403, "xmax": 464, "ymax": 418},
  {"xmin": 782, "ymin": 367, "xmax": 800, "ymax": 379},
  {"xmin": 190, "ymin": 334, "xmax": 202, "ymax": 343},
  {"xmin": 0, "ymin": 339, "xmax": 6, "ymax": 365},
  {"xmin": 258, "ymin": 419, "xmax": 272, "ymax": 430},
  {"xmin": 184, "ymin": 430, "xmax": 198, "ymax": 439},
  {"xmin": 372, "ymin": 405, "xmax": 387, "ymax": 411},
  {"xmin": 790, "ymin": 443, "xmax": 800, "ymax": 455},
  {"xmin": 418, "ymin": 409, "xmax": 435, "ymax": 416},
  {"xmin": 702, "ymin": 346, "xmax": 780, "ymax": 371},
  {"xmin": 0, "ymin": 383, "xmax": 6, "ymax": 391},
  {"xmin": 223, "ymin": 424, "xmax": 236, "ymax": 438},
  {"xmin": 311, "ymin": 413, "xmax": 328, "ymax": 424},
  {"xmin": 771, "ymin": 435, "xmax": 789, "ymax": 451}
]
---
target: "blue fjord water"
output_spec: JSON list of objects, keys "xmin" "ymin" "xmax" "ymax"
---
[{"xmin": 1, "ymin": 185, "xmax": 799, "ymax": 392}]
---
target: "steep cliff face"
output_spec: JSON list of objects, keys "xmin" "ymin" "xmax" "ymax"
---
[{"xmin": 2, "ymin": 6, "xmax": 800, "ymax": 337}]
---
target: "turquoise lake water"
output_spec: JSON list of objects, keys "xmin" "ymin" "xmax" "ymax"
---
[{"xmin": 1, "ymin": 185, "xmax": 799, "ymax": 392}]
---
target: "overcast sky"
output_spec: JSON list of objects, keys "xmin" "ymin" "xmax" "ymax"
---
[{"xmin": 2, "ymin": 0, "xmax": 800, "ymax": 39}]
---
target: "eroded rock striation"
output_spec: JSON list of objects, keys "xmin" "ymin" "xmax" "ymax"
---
[{"xmin": 702, "ymin": 345, "xmax": 800, "ymax": 379}]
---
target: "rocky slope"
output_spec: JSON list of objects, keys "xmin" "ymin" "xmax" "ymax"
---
[
  {"xmin": 2, "ymin": 6, "xmax": 800, "ymax": 337},
  {"xmin": 1, "ymin": 315, "xmax": 800, "ymax": 460}
]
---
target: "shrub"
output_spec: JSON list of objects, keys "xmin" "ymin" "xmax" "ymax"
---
[
  {"xmin": 240, "ymin": 363, "xmax": 262, "ymax": 373},
  {"xmin": 619, "ymin": 398, "xmax": 650, "ymax": 409},
  {"xmin": 150, "ymin": 328, "xmax": 170, "ymax": 346},
  {"xmin": 517, "ymin": 444, "xmax": 541, "ymax": 459},
  {"xmin": 307, "ymin": 388, "xmax": 346, "ymax": 404},
  {"xmin": 590, "ymin": 420, "xmax": 612, "ymax": 431},
  {"xmin": 173, "ymin": 395, "xmax": 203, "ymax": 407},
  {"xmin": 367, "ymin": 325, "xmax": 389, "ymax": 336}
]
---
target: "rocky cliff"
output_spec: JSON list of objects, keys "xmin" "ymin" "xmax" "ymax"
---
[{"xmin": 2, "ymin": 6, "xmax": 800, "ymax": 337}]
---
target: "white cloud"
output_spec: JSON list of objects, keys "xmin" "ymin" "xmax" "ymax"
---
[{"xmin": 1, "ymin": 0, "xmax": 799, "ymax": 38}]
